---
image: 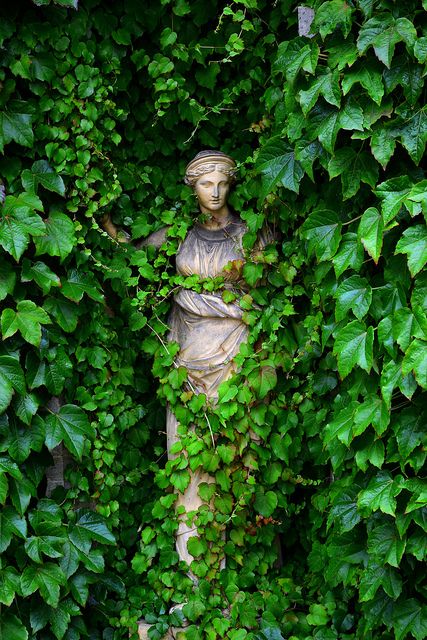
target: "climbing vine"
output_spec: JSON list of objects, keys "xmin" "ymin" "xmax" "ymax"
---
[{"xmin": 0, "ymin": 0, "xmax": 426, "ymax": 639}]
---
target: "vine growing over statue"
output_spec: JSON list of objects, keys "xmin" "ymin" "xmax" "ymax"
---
[{"xmin": 0, "ymin": 1, "xmax": 425, "ymax": 640}]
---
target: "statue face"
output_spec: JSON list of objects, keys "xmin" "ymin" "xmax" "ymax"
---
[{"xmin": 194, "ymin": 170, "xmax": 230, "ymax": 212}]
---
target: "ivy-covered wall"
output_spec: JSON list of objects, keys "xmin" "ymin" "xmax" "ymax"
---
[{"xmin": 0, "ymin": 1, "xmax": 426, "ymax": 639}]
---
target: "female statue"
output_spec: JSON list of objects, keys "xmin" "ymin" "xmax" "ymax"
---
[{"xmin": 102, "ymin": 150, "xmax": 272, "ymax": 575}]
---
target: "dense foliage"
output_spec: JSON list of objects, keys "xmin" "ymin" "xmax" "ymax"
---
[{"xmin": 0, "ymin": 0, "xmax": 426, "ymax": 639}]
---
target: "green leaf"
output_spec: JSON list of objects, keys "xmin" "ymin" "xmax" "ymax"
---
[
  {"xmin": 0, "ymin": 195, "xmax": 45, "ymax": 261},
  {"xmin": 34, "ymin": 211, "xmax": 76, "ymax": 260},
  {"xmin": 248, "ymin": 365, "xmax": 277, "ymax": 399},
  {"xmin": 0, "ymin": 356, "xmax": 25, "ymax": 413},
  {"xmin": 341, "ymin": 61, "xmax": 384, "ymax": 105},
  {"xmin": 354, "ymin": 395, "xmax": 390, "ymax": 437},
  {"xmin": 21, "ymin": 260, "xmax": 61, "ymax": 294},
  {"xmin": 359, "ymin": 560, "xmax": 402, "ymax": 601},
  {"xmin": 315, "ymin": 108, "xmax": 340, "ymax": 152},
  {"xmin": 0, "ymin": 257, "xmax": 16, "ymax": 300},
  {"xmin": 299, "ymin": 69, "xmax": 341, "ymax": 115},
  {"xmin": 0, "ymin": 565, "xmax": 21, "ymax": 606},
  {"xmin": 254, "ymin": 490, "xmax": 278, "ymax": 517},
  {"xmin": 370, "ymin": 127, "xmax": 396, "ymax": 169},
  {"xmin": 399, "ymin": 110, "xmax": 427, "ymax": 165},
  {"xmin": 375, "ymin": 176, "xmax": 413, "ymax": 225},
  {"xmin": 392, "ymin": 598, "xmax": 427, "ymax": 640},
  {"xmin": 313, "ymin": 0, "xmax": 353, "ymax": 39},
  {"xmin": 393, "ymin": 408, "xmax": 424, "ymax": 461},
  {"xmin": 402, "ymin": 339, "xmax": 427, "ymax": 388},
  {"xmin": 60, "ymin": 270, "xmax": 103, "ymax": 303},
  {"xmin": 45, "ymin": 404, "xmax": 94, "ymax": 459},
  {"xmin": 358, "ymin": 471, "xmax": 399, "ymax": 516},
  {"xmin": 334, "ymin": 275, "xmax": 372, "ymax": 321},
  {"xmin": 367, "ymin": 523, "xmax": 406, "ymax": 567},
  {"xmin": 1, "ymin": 300, "xmax": 51, "ymax": 347},
  {"xmin": 323, "ymin": 404, "xmax": 357, "ymax": 447},
  {"xmin": 328, "ymin": 148, "xmax": 378, "ymax": 199},
  {"xmin": 44, "ymin": 297, "xmax": 80, "ymax": 333},
  {"xmin": 0, "ymin": 613, "xmax": 28, "ymax": 640},
  {"xmin": 256, "ymin": 137, "xmax": 304, "ymax": 198},
  {"xmin": 327, "ymin": 489, "xmax": 361, "ymax": 533},
  {"xmin": 357, "ymin": 15, "xmax": 416, "ymax": 68},
  {"xmin": 333, "ymin": 320, "xmax": 374, "ymax": 379},
  {"xmin": 332, "ymin": 232, "xmax": 364, "ymax": 277},
  {"xmin": 393, "ymin": 307, "xmax": 427, "ymax": 352},
  {"xmin": 358, "ymin": 207, "xmax": 384, "ymax": 263},
  {"xmin": 339, "ymin": 99, "xmax": 364, "ymax": 132},
  {"xmin": 0, "ymin": 106, "xmax": 33, "ymax": 151},
  {"xmin": 0, "ymin": 506, "xmax": 27, "ymax": 553},
  {"xmin": 395, "ymin": 225, "xmax": 427, "ymax": 277},
  {"xmin": 21, "ymin": 562, "xmax": 66, "ymax": 607},
  {"xmin": 301, "ymin": 209, "xmax": 342, "ymax": 261},
  {"xmin": 21, "ymin": 160, "xmax": 65, "ymax": 196},
  {"xmin": 73, "ymin": 510, "xmax": 115, "ymax": 545}
]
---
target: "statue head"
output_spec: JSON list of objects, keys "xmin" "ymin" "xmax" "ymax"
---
[{"xmin": 184, "ymin": 150, "xmax": 237, "ymax": 187}]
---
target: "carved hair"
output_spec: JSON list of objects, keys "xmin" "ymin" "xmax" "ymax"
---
[{"xmin": 184, "ymin": 150, "xmax": 237, "ymax": 186}]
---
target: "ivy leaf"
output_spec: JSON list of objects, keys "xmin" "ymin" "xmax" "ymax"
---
[
  {"xmin": 0, "ymin": 106, "xmax": 33, "ymax": 151},
  {"xmin": 44, "ymin": 404, "xmax": 94, "ymax": 459},
  {"xmin": 374, "ymin": 176, "xmax": 413, "ymax": 225},
  {"xmin": 73, "ymin": 510, "xmax": 115, "ymax": 545},
  {"xmin": 358, "ymin": 471, "xmax": 399, "ymax": 516},
  {"xmin": 333, "ymin": 320, "xmax": 374, "ymax": 378},
  {"xmin": 21, "ymin": 260, "xmax": 61, "ymax": 294},
  {"xmin": 34, "ymin": 211, "xmax": 76, "ymax": 261},
  {"xmin": 248, "ymin": 365, "xmax": 277, "ymax": 399},
  {"xmin": 327, "ymin": 489, "xmax": 361, "ymax": 533},
  {"xmin": 0, "ymin": 356, "xmax": 25, "ymax": 413},
  {"xmin": 299, "ymin": 69, "xmax": 341, "ymax": 115},
  {"xmin": 0, "ymin": 257, "xmax": 16, "ymax": 300},
  {"xmin": 395, "ymin": 225, "xmax": 427, "ymax": 276},
  {"xmin": 357, "ymin": 15, "xmax": 416, "ymax": 68},
  {"xmin": 358, "ymin": 207, "xmax": 384, "ymax": 263},
  {"xmin": 0, "ymin": 565, "xmax": 21, "ymax": 606},
  {"xmin": 0, "ymin": 613, "xmax": 28, "ymax": 640},
  {"xmin": 359, "ymin": 560, "xmax": 402, "ymax": 601},
  {"xmin": 332, "ymin": 232, "xmax": 364, "ymax": 277},
  {"xmin": 256, "ymin": 137, "xmax": 304, "ymax": 197},
  {"xmin": 334, "ymin": 275, "xmax": 372, "ymax": 321},
  {"xmin": 339, "ymin": 99, "xmax": 364, "ymax": 132},
  {"xmin": 401, "ymin": 339, "xmax": 427, "ymax": 388},
  {"xmin": 313, "ymin": 0, "xmax": 354, "ymax": 39},
  {"xmin": 314, "ymin": 108, "xmax": 340, "ymax": 153},
  {"xmin": 254, "ymin": 490, "xmax": 278, "ymax": 517},
  {"xmin": 301, "ymin": 209, "xmax": 342, "ymax": 261},
  {"xmin": 0, "ymin": 506, "xmax": 27, "ymax": 553},
  {"xmin": 1, "ymin": 300, "xmax": 51, "ymax": 347},
  {"xmin": 21, "ymin": 562, "xmax": 66, "ymax": 607},
  {"xmin": 392, "ymin": 599, "xmax": 427, "ymax": 640},
  {"xmin": 21, "ymin": 160, "xmax": 65, "ymax": 196},
  {"xmin": 399, "ymin": 110, "xmax": 427, "ymax": 165},
  {"xmin": 393, "ymin": 307, "xmax": 427, "ymax": 352},
  {"xmin": 341, "ymin": 61, "xmax": 384, "ymax": 105},
  {"xmin": 44, "ymin": 297, "xmax": 80, "ymax": 333},
  {"xmin": 370, "ymin": 127, "xmax": 396, "ymax": 169},
  {"xmin": 0, "ymin": 195, "xmax": 46, "ymax": 261},
  {"xmin": 393, "ymin": 408, "xmax": 424, "ymax": 461},
  {"xmin": 354, "ymin": 395, "xmax": 390, "ymax": 437},
  {"xmin": 60, "ymin": 270, "xmax": 104, "ymax": 303},
  {"xmin": 367, "ymin": 523, "xmax": 406, "ymax": 567},
  {"xmin": 328, "ymin": 148, "xmax": 378, "ymax": 199}
]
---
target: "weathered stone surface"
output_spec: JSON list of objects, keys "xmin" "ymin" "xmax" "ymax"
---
[{"xmin": 297, "ymin": 6, "xmax": 315, "ymax": 37}]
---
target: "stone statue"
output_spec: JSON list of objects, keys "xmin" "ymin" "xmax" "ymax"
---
[{"xmin": 102, "ymin": 150, "xmax": 273, "ymax": 638}]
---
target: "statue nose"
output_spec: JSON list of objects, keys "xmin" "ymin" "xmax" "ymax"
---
[{"xmin": 212, "ymin": 185, "xmax": 219, "ymax": 197}]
